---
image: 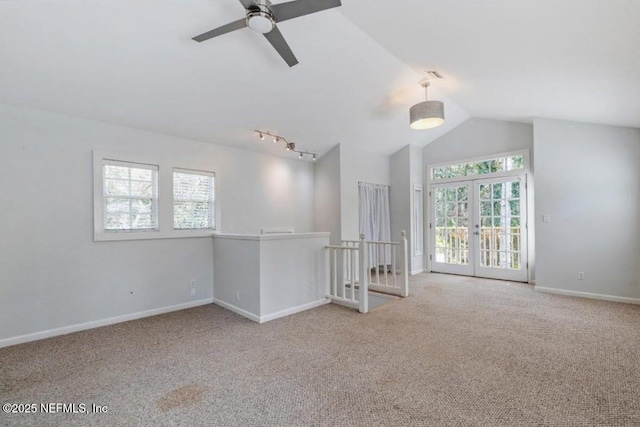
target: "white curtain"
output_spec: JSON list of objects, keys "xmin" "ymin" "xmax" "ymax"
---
[{"xmin": 358, "ymin": 182, "xmax": 391, "ymax": 267}]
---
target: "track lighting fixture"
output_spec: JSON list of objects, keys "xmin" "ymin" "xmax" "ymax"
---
[{"xmin": 254, "ymin": 130, "xmax": 319, "ymax": 161}]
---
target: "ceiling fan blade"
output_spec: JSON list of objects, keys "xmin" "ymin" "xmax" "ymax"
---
[
  {"xmin": 270, "ymin": 0, "xmax": 341, "ymax": 23},
  {"xmin": 238, "ymin": 0, "xmax": 258, "ymax": 9},
  {"xmin": 263, "ymin": 26, "xmax": 298, "ymax": 67},
  {"xmin": 192, "ymin": 19, "xmax": 247, "ymax": 42}
]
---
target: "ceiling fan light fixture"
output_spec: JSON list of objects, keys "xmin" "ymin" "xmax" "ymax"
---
[
  {"xmin": 409, "ymin": 79, "xmax": 445, "ymax": 130},
  {"xmin": 246, "ymin": 10, "xmax": 275, "ymax": 34},
  {"xmin": 192, "ymin": 0, "xmax": 342, "ymax": 67}
]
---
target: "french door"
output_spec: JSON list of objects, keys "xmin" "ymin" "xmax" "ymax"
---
[{"xmin": 430, "ymin": 175, "xmax": 528, "ymax": 282}]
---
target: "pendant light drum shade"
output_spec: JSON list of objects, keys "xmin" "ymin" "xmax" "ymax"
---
[
  {"xmin": 409, "ymin": 79, "xmax": 445, "ymax": 130},
  {"xmin": 410, "ymin": 100, "xmax": 445, "ymax": 130}
]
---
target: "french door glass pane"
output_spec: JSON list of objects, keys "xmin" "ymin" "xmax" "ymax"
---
[
  {"xmin": 434, "ymin": 185, "xmax": 469, "ymax": 265},
  {"xmin": 479, "ymin": 181, "xmax": 522, "ymax": 270}
]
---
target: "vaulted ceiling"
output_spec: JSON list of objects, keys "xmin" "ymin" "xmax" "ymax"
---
[
  {"xmin": 341, "ymin": 0, "xmax": 640, "ymax": 128},
  {"xmin": 0, "ymin": 1, "xmax": 637, "ymax": 159}
]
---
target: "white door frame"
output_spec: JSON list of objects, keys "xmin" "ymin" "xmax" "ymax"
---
[{"xmin": 425, "ymin": 150, "xmax": 532, "ymax": 283}]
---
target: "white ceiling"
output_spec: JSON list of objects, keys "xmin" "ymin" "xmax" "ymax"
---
[
  {"xmin": 0, "ymin": 0, "xmax": 467, "ymax": 159},
  {"xmin": 1, "ymin": 1, "xmax": 637, "ymax": 161},
  {"xmin": 341, "ymin": 0, "xmax": 640, "ymax": 129}
]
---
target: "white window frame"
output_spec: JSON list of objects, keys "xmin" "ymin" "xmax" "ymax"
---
[
  {"xmin": 413, "ymin": 184, "xmax": 424, "ymax": 257},
  {"xmin": 428, "ymin": 149, "xmax": 530, "ymax": 185},
  {"xmin": 93, "ymin": 151, "xmax": 220, "ymax": 242},
  {"xmin": 102, "ymin": 159, "xmax": 159, "ymax": 233},
  {"xmin": 173, "ymin": 168, "xmax": 216, "ymax": 231}
]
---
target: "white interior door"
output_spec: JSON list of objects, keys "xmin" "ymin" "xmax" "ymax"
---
[{"xmin": 430, "ymin": 175, "xmax": 528, "ymax": 282}]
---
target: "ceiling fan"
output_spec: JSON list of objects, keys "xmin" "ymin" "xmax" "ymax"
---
[{"xmin": 192, "ymin": 0, "xmax": 342, "ymax": 67}]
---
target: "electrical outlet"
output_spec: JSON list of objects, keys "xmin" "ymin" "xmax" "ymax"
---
[
  {"xmin": 190, "ymin": 279, "xmax": 196, "ymax": 288},
  {"xmin": 542, "ymin": 214, "xmax": 551, "ymax": 223},
  {"xmin": 577, "ymin": 272, "xmax": 585, "ymax": 281},
  {"xmin": 236, "ymin": 290, "xmax": 240, "ymax": 301},
  {"xmin": 310, "ymin": 280, "xmax": 315, "ymax": 289}
]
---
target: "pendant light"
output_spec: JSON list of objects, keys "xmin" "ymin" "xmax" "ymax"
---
[{"xmin": 410, "ymin": 79, "xmax": 445, "ymax": 130}]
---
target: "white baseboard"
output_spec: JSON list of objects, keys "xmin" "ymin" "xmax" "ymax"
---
[
  {"xmin": 0, "ymin": 298, "xmax": 214, "ymax": 349},
  {"xmin": 213, "ymin": 299, "xmax": 261, "ymax": 323},
  {"xmin": 213, "ymin": 298, "xmax": 330, "ymax": 324},
  {"xmin": 534, "ymin": 286, "xmax": 640, "ymax": 305},
  {"xmin": 259, "ymin": 299, "xmax": 330, "ymax": 323},
  {"xmin": 411, "ymin": 269, "xmax": 425, "ymax": 276}
]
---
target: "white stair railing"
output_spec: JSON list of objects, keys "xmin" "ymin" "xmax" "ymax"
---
[
  {"xmin": 325, "ymin": 234, "xmax": 369, "ymax": 313},
  {"xmin": 325, "ymin": 231, "xmax": 409, "ymax": 314},
  {"xmin": 341, "ymin": 231, "xmax": 409, "ymax": 298}
]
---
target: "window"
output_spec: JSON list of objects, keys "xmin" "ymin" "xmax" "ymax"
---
[
  {"xmin": 413, "ymin": 185, "xmax": 424, "ymax": 256},
  {"xmin": 173, "ymin": 169, "xmax": 215, "ymax": 230},
  {"xmin": 94, "ymin": 151, "xmax": 218, "ymax": 241},
  {"xmin": 432, "ymin": 154, "xmax": 525, "ymax": 181},
  {"xmin": 103, "ymin": 161, "xmax": 158, "ymax": 232}
]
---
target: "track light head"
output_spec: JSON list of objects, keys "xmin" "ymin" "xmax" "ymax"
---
[{"xmin": 254, "ymin": 130, "xmax": 317, "ymax": 160}]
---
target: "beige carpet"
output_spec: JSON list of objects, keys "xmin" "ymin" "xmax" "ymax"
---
[{"xmin": 1, "ymin": 273, "xmax": 639, "ymax": 426}]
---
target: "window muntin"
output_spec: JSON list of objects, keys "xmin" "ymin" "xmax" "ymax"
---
[
  {"xmin": 432, "ymin": 155, "xmax": 524, "ymax": 181},
  {"xmin": 103, "ymin": 161, "xmax": 158, "ymax": 232},
  {"xmin": 434, "ymin": 185, "xmax": 470, "ymax": 265},
  {"xmin": 479, "ymin": 181, "xmax": 522, "ymax": 270},
  {"xmin": 173, "ymin": 169, "xmax": 215, "ymax": 230}
]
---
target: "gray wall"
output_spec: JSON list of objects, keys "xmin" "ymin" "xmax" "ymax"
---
[
  {"xmin": 213, "ymin": 238, "xmax": 261, "ymax": 317},
  {"xmin": 314, "ymin": 144, "xmax": 391, "ymax": 244},
  {"xmin": 314, "ymin": 145, "xmax": 342, "ymax": 245},
  {"xmin": 390, "ymin": 146, "xmax": 411, "ymax": 271},
  {"xmin": 259, "ymin": 235, "xmax": 329, "ymax": 317},
  {"xmin": 533, "ymin": 118, "xmax": 640, "ymax": 299},
  {"xmin": 422, "ymin": 118, "xmax": 534, "ymax": 165},
  {"xmin": 390, "ymin": 145, "xmax": 424, "ymax": 274},
  {"xmin": 0, "ymin": 104, "xmax": 315, "ymax": 343}
]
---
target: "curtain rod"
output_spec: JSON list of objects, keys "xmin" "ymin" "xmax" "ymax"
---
[{"xmin": 358, "ymin": 181, "xmax": 390, "ymax": 188}]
